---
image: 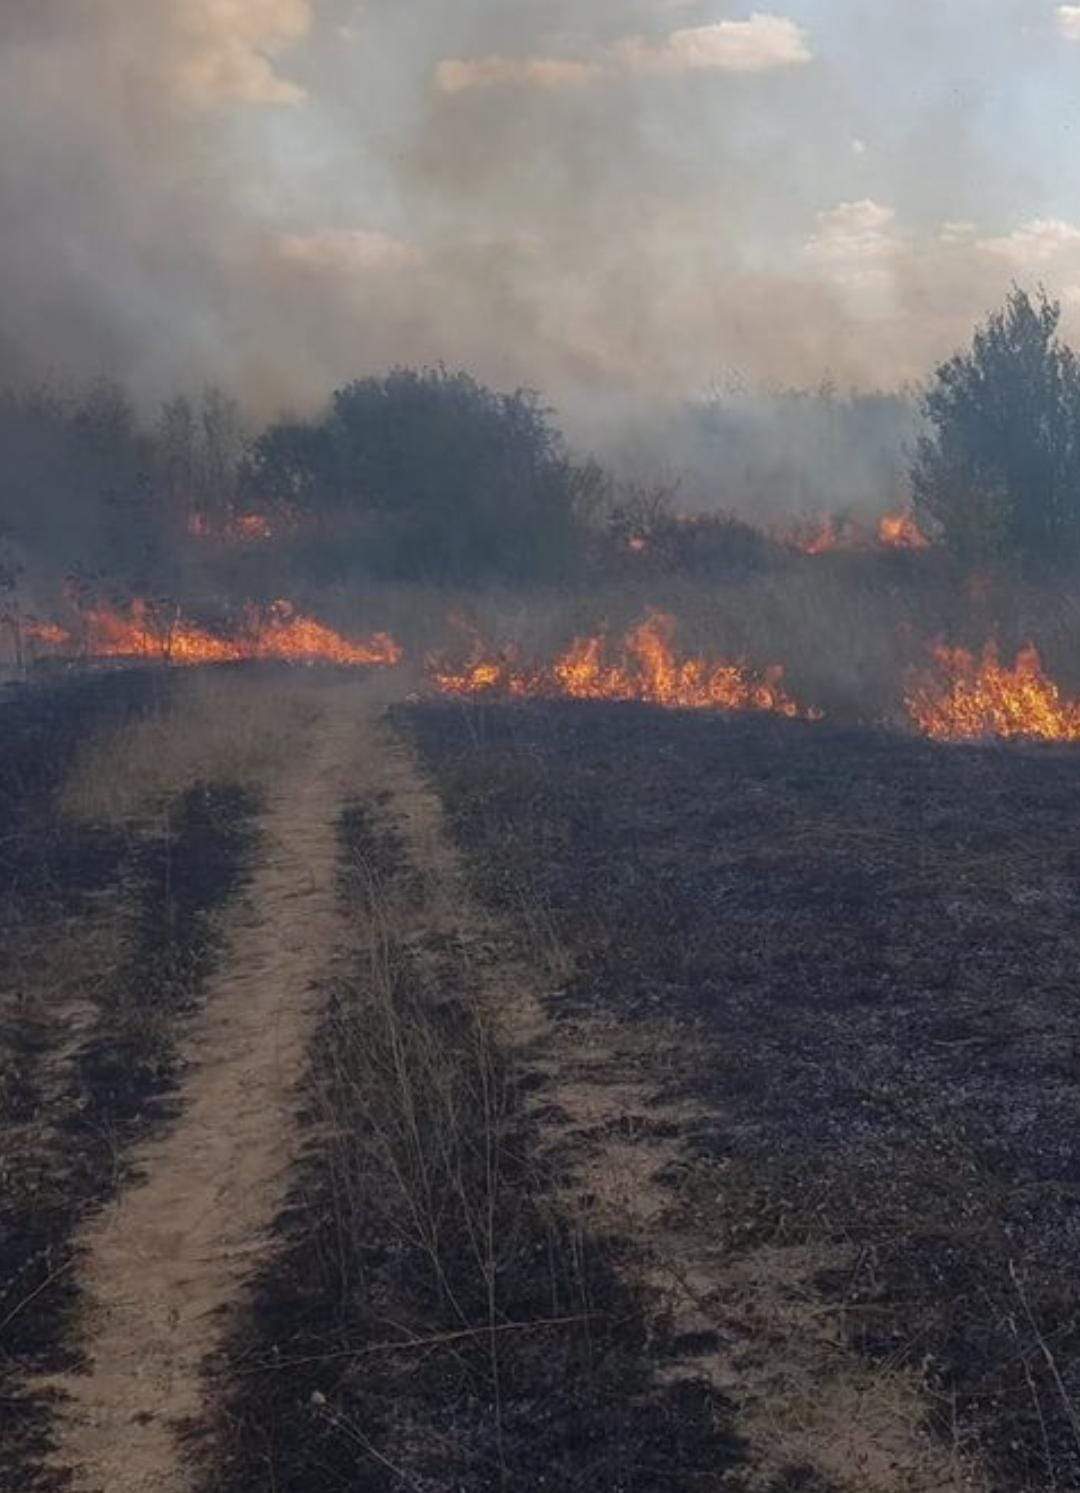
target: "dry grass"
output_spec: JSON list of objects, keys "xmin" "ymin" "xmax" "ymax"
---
[{"xmin": 59, "ymin": 669, "xmax": 319, "ymax": 825}]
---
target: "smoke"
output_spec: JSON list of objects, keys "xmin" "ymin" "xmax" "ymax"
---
[{"xmin": 1, "ymin": 0, "xmax": 1079, "ymax": 453}]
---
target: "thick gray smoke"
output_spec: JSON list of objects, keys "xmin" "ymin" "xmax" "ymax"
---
[{"xmin": 1, "ymin": 1, "xmax": 1077, "ymax": 460}]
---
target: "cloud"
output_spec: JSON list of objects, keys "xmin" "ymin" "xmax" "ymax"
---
[
  {"xmin": 804, "ymin": 200, "xmax": 902, "ymax": 273},
  {"xmin": 435, "ymin": 55, "xmax": 603, "ymax": 94},
  {"xmin": 436, "ymin": 13, "xmax": 811, "ymax": 94},
  {"xmin": 615, "ymin": 14, "xmax": 812, "ymax": 75},
  {"xmin": 977, "ymin": 217, "xmax": 1080, "ymax": 264},
  {"xmin": 1058, "ymin": 5, "xmax": 1080, "ymax": 42},
  {"xmin": 170, "ymin": 0, "xmax": 313, "ymax": 107}
]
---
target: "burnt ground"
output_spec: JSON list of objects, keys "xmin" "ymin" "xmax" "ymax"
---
[
  {"xmin": 402, "ymin": 699, "xmax": 1080, "ymax": 1491},
  {"xmin": 200, "ymin": 797, "xmax": 746, "ymax": 1493},
  {"xmin": 0, "ymin": 674, "xmax": 256, "ymax": 1490}
]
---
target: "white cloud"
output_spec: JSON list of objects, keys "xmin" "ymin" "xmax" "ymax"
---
[
  {"xmin": 805, "ymin": 199, "xmax": 900, "ymax": 267},
  {"xmin": 616, "ymin": 14, "xmax": 811, "ymax": 75},
  {"xmin": 277, "ymin": 229, "xmax": 422, "ymax": 272},
  {"xmin": 171, "ymin": 0, "xmax": 312, "ymax": 107},
  {"xmin": 436, "ymin": 13, "xmax": 810, "ymax": 94},
  {"xmin": 1058, "ymin": 5, "xmax": 1080, "ymax": 42},
  {"xmin": 977, "ymin": 217, "xmax": 1080, "ymax": 264},
  {"xmin": 435, "ymin": 55, "xmax": 603, "ymax": 93}
]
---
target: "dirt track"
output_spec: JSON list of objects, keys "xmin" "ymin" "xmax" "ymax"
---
[{"xmin": 39, "ymin": 680, "xmax": 379, "ymax": 1493}]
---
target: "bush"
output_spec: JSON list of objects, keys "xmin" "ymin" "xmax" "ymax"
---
[{"xmin": 245, "ymin": 367, "xmax": 605, "ymax": 585}]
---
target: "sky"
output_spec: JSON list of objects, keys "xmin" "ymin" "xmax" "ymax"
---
[{"xmin": 4, "ymin": 1, "xmax": 1080, "ymax": 432}]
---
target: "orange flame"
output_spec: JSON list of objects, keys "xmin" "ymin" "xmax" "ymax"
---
[
  {"xmin": 249, "ymin": 601, "xmax": 401, "ymax": 667},
  {"xmin": 905, "ymin": 641, "xmax": 1080, "ymax": 742},
  {"xmin": 774, "ymin": 514, "xmax": 848, "ymax": 555},
  {"xmin": 431, "ymin": 610, "xmax": 817, "ymax": 719},
  {"xmin": 21, "ymin": 619, "xmax": 70, "ymax": 646},
  {"xmin": 773, "ymin": 509, "xmax": 930, "ymax": 555},
  {"xmin": 26, "ymin": 599, "xmax": 402, "ymax": 669},
  {"xmin": 878, "ymin": 510, "xmax": 929, "ymax": 550},
  {"xmin": 187, "ymin": 510, "xmax": 281, "ymax": 543}
]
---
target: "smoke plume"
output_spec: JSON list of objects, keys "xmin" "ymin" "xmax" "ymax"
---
[{"xmin": 2, "ymin": 1, "xmax": 1079, "ymax": 447}]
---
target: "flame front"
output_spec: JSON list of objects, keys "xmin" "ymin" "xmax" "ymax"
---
[
  {"xmin": 432, "ymin": 610, "xmax": 816, "ymax": 718},
  {"xmin": 773, "ymin": 509, "xmax": 930, "ymax": 555},
  {"xmin": 24, "ymin": 600, "xmax": 402, "ymax": 669},
  {"xmin": 250, "ymin": 602, "xmax": 402, "ymax": 666},
  {"xmin": 905, "ymin": 641, "xmax": 1080, "ymax": 742}
]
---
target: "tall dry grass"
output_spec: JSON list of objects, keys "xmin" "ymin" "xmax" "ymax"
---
[{"xmin": 60, "ymin": 669, "xmax": 319, "ymax": 826}]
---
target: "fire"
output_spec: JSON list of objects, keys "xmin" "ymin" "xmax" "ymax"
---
[
  {"xmin": 249, "ymin": 602, "xmax": 402, "ymax": 667},
  {"xmin": 186, "ymin": 510, "xmax": 281, "ymax": 543},
  {"xmin": 775, "ymin": 514, "xmax": 848, "ymax": 555},
  {"xmin": 431, "ymin": 610, "xmax": 817, "ymax": 718},
  {"xmin": 878, "ymin": 510, "xmax": 929, "ymax": 550},
  {"xmin": 22, "ymin": 619, "xmax": 70, "ymax": 646},
  {"xmin": 231, "ymin": 513, "xmax": 274, "ymax": 541},
  {"xmin": 25, "ymin": 599, "xmax": 402, "ymax": 669},
  {"xmin": 905, "ymin": 641, "xmax": 1080, "ymax": 742},
  {"xmin": 773, "ymin": 509, "xmax": 931, "ymax": 555}
]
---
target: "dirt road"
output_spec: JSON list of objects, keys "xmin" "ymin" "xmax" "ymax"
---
[{"xmin": 40, "ymin": 679, "xmax": 381, "ymax": 1493}]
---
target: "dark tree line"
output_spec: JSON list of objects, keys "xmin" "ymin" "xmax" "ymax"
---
[
  {"xmin": 4, "ymin": 297, "xmax": 1080, "ymax": 624},
  {"xmin": 0, "ymin": 368, "xmax": 608, "ymax": 608}
]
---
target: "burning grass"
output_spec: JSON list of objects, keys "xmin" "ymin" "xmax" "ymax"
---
[
  {"xmin": 24, "ymin": 598, "xmax": 402, "ymax": 669},
  {"xmin": 431, "ymin": 607, "xmax": 818, "ymax": 718},
  {"xmin": 905, "ymin": 640, "xmax": 1080, "ymax": 743}
]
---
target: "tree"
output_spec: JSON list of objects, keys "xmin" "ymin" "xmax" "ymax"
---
[
  {"xmin": 912, "ymin": 287, "xmax": 1080, "ymax": 567},
  {"xmin": 245, "ymin": 367, "xmax": 602, "ymax": 584}
]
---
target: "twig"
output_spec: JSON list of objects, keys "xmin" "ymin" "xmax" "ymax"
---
[
  {"xmin": 0, "ymin": 1255, "xmax": 77, "ymax": 1340},
  {"xmin": 1009, "ymin": 1259, "xmax": 1080, "ymax": 1447},
  {"xmin": 231, "ymin": 1311, "xmax": 605, "ymax": 1375}
]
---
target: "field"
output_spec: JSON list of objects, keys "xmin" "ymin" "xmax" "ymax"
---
[{"xmin": 1, "ymin": 658, "xmax": 1079, "ymax": 1492}]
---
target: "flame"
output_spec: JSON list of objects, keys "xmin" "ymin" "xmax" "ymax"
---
[
  {"xmin": 878, "ymin": 510, "xmax": 929, "ymax": 550},
  {"xmin": 22, "ymin": 619, "xmax": 70, "ymax": 646},
  {"xmin": 905, "ymin": 641, "xmax": 1080, "ymax": 742},
  {"xmin": 774, "ymin": 514, "xmax": 848, "ymax": 554},
  {"xmin": 773, "ymin": 509, "xmax": 931, "ymax": 555},
  {"xmin": 431, "ymin": 610, "xmax": 817, "ymax": 718},
  {"xmin": 187, "ymin": 510, "xmax": 282, "ymax": 543},
  {"xmin": 627, "ymin": 535, "xmax": 649, "ymax": 553},
  {"xmin": 230, "ymin": 512, "xmax": 275, "ymax": 542},
  {"xmin": 25, "ymin": 599, "xmax": 402, "ymax": 669},
  {"xmin": 250, "ymin": 602, "xmax": 402, "ymax": 666}
]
